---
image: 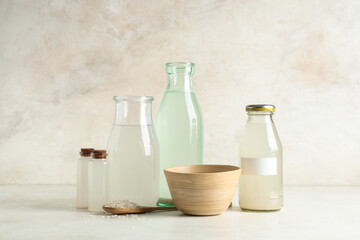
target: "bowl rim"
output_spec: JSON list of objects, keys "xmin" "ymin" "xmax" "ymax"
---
[{"xmin": 164, "ymin": 164, "xmax": 241, "ymax": 175}]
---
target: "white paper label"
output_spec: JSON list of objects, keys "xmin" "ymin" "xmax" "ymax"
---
[{"xmin": 241, "ymin": 157, "xmax": 277, "ymax": 175}]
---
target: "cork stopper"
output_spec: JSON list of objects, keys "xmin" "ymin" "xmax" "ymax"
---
[
  {"xmin": 92, "ymin": 150, "xmax": 107, "ymax": 159},
  {"xmin": 80, "ymin": 148, "xmax": 94, "ymax": 157}
]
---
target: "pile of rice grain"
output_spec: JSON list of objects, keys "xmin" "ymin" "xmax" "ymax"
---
[{"xmin": 104, "ymin": 200, "xmax": 139, "ymax": 209}]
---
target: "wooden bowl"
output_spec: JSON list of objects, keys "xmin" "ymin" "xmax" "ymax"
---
[{"xmin": 164, "ymin": 165, "xmax": 241, "ymax": 216}]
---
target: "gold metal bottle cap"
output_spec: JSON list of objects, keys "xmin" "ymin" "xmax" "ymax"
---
[{"xmin": 246, "ymin": 104, "xmax": 276, "ymax": 112}]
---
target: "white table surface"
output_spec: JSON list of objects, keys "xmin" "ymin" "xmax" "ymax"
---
[{"xmin": 0, "ymin": 185, "xmax": 359, "ymax": 239}]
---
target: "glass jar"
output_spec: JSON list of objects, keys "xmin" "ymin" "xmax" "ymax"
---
[
  {"xmin": 88, "ymin": 150, "xmax": 108, "ymax": 212},
  {"xmin": 238, "ymin": 104, "xmax": 283, "ymax": 211},
  {"xmin": 107, "ymin": 96, "xmax": 159, "ymax": 206},
  {"xmin": 156, "ymin": 62, "xmax": 204, "ymax": 206},
  {"xmin": 76, "ymin": 148, "xmax": 94, "ymax": 209}
]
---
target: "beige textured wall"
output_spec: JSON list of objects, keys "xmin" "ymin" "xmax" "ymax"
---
[{"xmin": 1, "ymin": 0, "xmax": 359, "ymax": 185}]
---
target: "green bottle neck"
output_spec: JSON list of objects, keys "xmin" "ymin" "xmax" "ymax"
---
[
  {"xmin": 166, "ymin": 74, "xmax": 194, "ymax": 92},
  {"xmin": 165, "ymin": 62, "xmax": 195, "ymax": 92}
]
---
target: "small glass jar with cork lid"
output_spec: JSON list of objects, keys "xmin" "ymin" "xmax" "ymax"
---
[
  {"xmin": 77, "ymin": 148, "xmax": 94, "ymax": 209},
  {"xmin": 88, "ymin": 150, "xmax": 108, "ymax": 212}
]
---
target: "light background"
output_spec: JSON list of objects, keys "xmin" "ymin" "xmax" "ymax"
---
[{"xmin": 0, "ymin": 0, "xmax": 359, "ymax": 185}]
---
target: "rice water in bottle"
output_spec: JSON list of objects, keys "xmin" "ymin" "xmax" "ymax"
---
[
  {"xmin": 156, "ymin": 62, "xmax": 204, "ymax": 206},
  {"xmin": 107, "ymin": 96, "xmax": 159, "ymax": 206},
  {"xmin": 238, "ymin": 104, "xmax": 283, "ymax": 211}
]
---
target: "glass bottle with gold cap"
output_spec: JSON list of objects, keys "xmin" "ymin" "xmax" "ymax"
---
[{"xmin": 238, "ymin": 104, "xmax": 283, "ymax": 211}]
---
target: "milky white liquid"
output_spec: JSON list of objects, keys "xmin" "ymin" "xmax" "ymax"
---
[
  {"xmin": 239, "ymin": 169, "xmax": 283, "ymax": 210},
  {"xmin": 107, "ymin": 125, "xmax": 159, "ymax": 206},
  {"xmin": 76, "ymin": 157, "xmax": 89, "ymax": 209},
  {"xmin": 239, "ymin": 115, "xmax": 283, "ymax": 211},
  {"xmin": 88, "ymin": 159, "xmax": 107, "ymax": 212}
]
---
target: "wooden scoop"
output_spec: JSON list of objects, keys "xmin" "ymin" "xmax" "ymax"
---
[
  {"xmin": 103, "ymin": 202, "xmax": 232, "ymax": 215},
  {"xmin": 103, "ymin": 205, "xmax": 177, "ymax": 214}
]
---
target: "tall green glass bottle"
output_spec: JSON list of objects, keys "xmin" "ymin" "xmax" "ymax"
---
[{"xmin": 156, "ymin": 62, "xmax": 204, "ymax": 206}]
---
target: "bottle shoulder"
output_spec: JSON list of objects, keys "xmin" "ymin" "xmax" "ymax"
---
[
  {"xmin": 157, "ymin": 93, "xmax": 202, "ymax": 120},
  {"xmin": 107, "ymin": 125, "xmax": 159, "ymax": 154},
  {"xmin": 239, "ymin": 122, "xmax": 282, "ymax": 155}
]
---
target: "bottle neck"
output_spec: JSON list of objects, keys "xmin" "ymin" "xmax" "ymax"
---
[
  {"xmin": 90, "ymin": 157, "xmax": 107, "ymax": 161},
  {"xmin": 165, "ymin": 62, "xmax": 195, "ymax": 92},
  {"xmin": 166, "ymin": 74, "xmax": 194, "ymax": 92},
  {"xmin": 113, "ymin": 96, "xmax": 154, "ymax": 125},
  {"xmin": 247, "ymin": 111, "xmax": 274, "ymax": 123}
]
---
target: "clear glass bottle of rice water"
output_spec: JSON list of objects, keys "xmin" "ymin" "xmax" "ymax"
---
[
  {"xmin": 238, "ymin": 104, "xmax": 283, "ymax": 211},
  {"xmin": 107, "ymin": 96, "xmax": 159, "ymax": 206},
  {"xmin": 156, "ymin": 62, "xmax": 204, "ymax": 206}
]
